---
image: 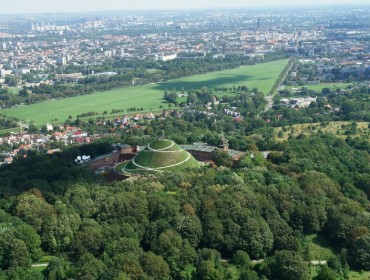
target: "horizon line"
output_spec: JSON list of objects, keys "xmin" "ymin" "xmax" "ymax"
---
[{"xmin": 0, "ymin": 3, "xmax": 369, "ymax": 16}]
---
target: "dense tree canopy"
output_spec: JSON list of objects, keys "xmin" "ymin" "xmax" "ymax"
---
[{"xmin": 0, "ymin": 131, "xmax": 368, "ymax": 279}]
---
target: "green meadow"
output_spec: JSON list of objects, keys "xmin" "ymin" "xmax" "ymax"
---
[
  {"xmin": 2, "ymin": 59, "xmax": 288, "ymax": 125},
  {"xmin": 287, "ymin": 83, "xmax": 350, "ymax": 93}
]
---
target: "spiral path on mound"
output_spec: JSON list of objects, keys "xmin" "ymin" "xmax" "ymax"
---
[{"xmin": 127, "ymin": 152, "xmax": 191, "ymax": 171}]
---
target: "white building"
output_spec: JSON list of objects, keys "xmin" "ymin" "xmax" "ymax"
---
[
  {"xmin": 46, "ymin": 123, "xmax": 53, "ymax": 132},
  {"xmin": 160, "ymin": 53, "xmax": 177, "ymax": 61}
]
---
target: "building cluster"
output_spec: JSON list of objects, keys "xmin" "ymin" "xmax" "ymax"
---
[
  {"xmin": 96, "ymin": 110, "xmax": 182, "ymax": 130},
  {"xmin": 280, "ymin": 97, "xmax": 317, "ymax": 108},
  {"xmin": 286, "ymin": 57, "xmax": 370, "ymax": 88},
  {"xmin": 1, "ymin": 8, "xmax": 369, "ymax": 88},
  {"xmin": 0, "ymin": 125, "xmax": 99, "ymax": 166},
  {"xmin": 0, "ymin": 133, "xmax": 47, "ymax": 165}
]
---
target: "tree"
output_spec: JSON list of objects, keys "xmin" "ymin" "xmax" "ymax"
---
[
  {"xmin": 13, "ymin": 224, "xmax": 42, "ymax": 261},
  {"xmin": 112, "ymin": 254, "xmax": 144, "ymax": 279},
  {"xmin": 196, "ymin": 260, "xmax": 224, "ymax": 280},
  {"xmin": 349, "ymin": 233, "xmax": 370, "ymax": 270},
  {"xmin": 212, "ymin": 149, "xmax": 233, "ymax": 167},
  {"xmin": 187, "ymin": 92, "xmax": 197, "ymax": 105},
  {"xmin": 321, "ymin": 88, "xmax": 331, "ymax": 95},
  {"xmin": 77, "ymin": 253, "xmax": 106, "ymax": 279},
  {"xmin": 233, "ymin": 250, "xmax": 250, "ymax": 269},
  {"xmin": 239, "ymin": 217, "xmax": 273, "ymax": 259},
  {"xmin": 140, "ymin": 252, "xmax": 170, "ymax": 280},
  {"xmin": 313, "ymin": 266, "xmax": 337, "ymax": 280},
  {"xmin": 44, "ymin": 257, "xmax": 69, "ymax": 280},
  {"xmin": 7, "ymin": 238, "xmax": 32, "ymax": 269},
  {"xmin": 71, "ymin": 219, "xmax": 104, "ymax": 258},
  {"xmin": 173, "ymin": 214, "xmax": 203, "ymax": 247},
  {"xmin": 240, "ymin": 269, "xmax": 259, "ymax": 280},
  {"xmin": 201, "ymin": 214, "xmax": 224, "ymax": 249},
  {"xmin": 107, "ymin": 237, "xmax": 142, "ymax": 257},
  {"xmin": 5, "ymin": 75, "xmax": 20, "ymax": 86},
  {"xmin": 15, "ymin": 193, "xmax": 56, "ymax": 232},
  {"xmin": 268, "ymin": 250, "xmax": 308, "ymax": 280},
  {"xmin": 155, "ymin": 229, "xmax": 182, "ymax": 256}
]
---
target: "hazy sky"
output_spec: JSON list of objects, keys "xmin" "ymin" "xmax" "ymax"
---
[{"xmin": 1, "ymin": 0, "xmax": 366, "ymax": 14}]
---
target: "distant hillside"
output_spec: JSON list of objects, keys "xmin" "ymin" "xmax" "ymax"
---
[{"xmin": 274, "ymin": 121, "xmax": 369, "ymax": 142}]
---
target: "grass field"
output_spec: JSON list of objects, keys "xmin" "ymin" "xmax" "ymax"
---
[
  {"xmin": 2, "ymin": 60, "xmax": 288, "ymax": 125},
  {"xmin": 348, "ymin": 271, "xmax": 370, "ymax": 280},
  {"xmin": 310, "ymin": 266, "xmax": 370, "ymax": 280},
  {"xmin": 7, "ymin": 87, "xmax": 20, "ymax": 94},
  {"xmin": 287, "ymin": 83, "xmax": 350, "ymax": 93},
  {"xmin": 305, "ymin": 235, "xmax": 335, "ymax": 261},
  {"xmin": 0, "ymin": 127, "xmax": 21, "ymax": 136},
  {"xmin": 275, "ymin": 122, "xmax": 369, "ymax": 142},
  {"xmin": 310, "ymin": 265, "xmax": 370, "ymax": 280}
]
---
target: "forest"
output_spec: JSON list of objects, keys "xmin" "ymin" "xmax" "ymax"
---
[
  {"xmin": 0, "ymin": 63, "xmax": 369, "ymax": 279},
  {"xmin": 0, "ymin": 130, "xmax": 369, "ymax": 280}
]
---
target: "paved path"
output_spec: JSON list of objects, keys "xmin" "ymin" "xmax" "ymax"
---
[
  {"xmin": 130, "ymin": 152, "xmax": 191, "ymax": 171},
  {"xmin": 310, "ymin": 260, "xmax": 327, "ymax": 265},
  {"xmin": 32, "ymin": 263, "xmax": 48, "ymax": 267},
  {"xmin": 262, "ymin": 59, "xmax": 294, "ymax": 113}
]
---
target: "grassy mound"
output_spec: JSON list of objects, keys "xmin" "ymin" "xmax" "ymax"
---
[{"xmin": 123, "ymin": 140, "xmax": 200, "ymax": 174}]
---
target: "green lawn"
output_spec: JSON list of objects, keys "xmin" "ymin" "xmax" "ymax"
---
[
  {"xmin": 305, "ymin": 235, "xmax": 335, "ymax": 261},
  {"xmin": 287, "ymin": 83, "xmax": 351, "ymax": 93},
  {"xmin": 123, "ymin": 140, "xmax": 200, "ymax": 174},
  {"xmin": 310, "ymin": 266, "xmax": 370, "ymax": 280},
  {"xmin": 0, "ymin": 127, "xmax": 21, "ymax": 136},
  {"xmin": 348, "ymin": 270, "xmax": 370, "ymax": 280},
  {"xmin": 31, "ymin": 265, "xmax": 48, "ymax": 273},
  {"xmin": 7, "ymin": 87, "xmax": 20, "ymax": 94},
  {"xmin": 156, "ymin": 59, "xmax": 288, "ymax": 94},
  {"xmin": 2, "ymin": 60, "xmax": 288, "ymax": 125}
]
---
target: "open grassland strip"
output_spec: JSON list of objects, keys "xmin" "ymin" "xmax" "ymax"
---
[
  {"xmin": 287, "ymin": 83, "xmax": 351, "ymax": 93},
  {"xmin": 268, "ymin": 58, "xmax": 293, "ymax": 96},
  {"xmin": 2, "ymin": 59, "xmax": 288, "ymax": 125},
  {"xmin": 348, "ymin": 271, "xmax": 370, "ymax": 280}
]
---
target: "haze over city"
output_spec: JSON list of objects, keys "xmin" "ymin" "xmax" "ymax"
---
[{"xmin": 1, "ymin": 0, "xmax": 368, "ymax": 14}]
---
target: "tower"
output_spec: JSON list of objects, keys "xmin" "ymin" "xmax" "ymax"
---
[{"xmin": 221, "ymin": 133, "xmax": 229, "ymax": 152}]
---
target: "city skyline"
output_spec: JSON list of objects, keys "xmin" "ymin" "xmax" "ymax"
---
[{"xmin": 1, "ymin": 0, "xmax": 368, "ymax": 14}]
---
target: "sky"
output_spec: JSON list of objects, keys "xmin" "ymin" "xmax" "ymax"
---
[{"xmin": 0, "ymin": 0, "xmax": 366, "ymax": 14}]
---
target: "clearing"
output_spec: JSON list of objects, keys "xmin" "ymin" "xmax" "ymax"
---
[{"xmin": 275, "ymin": 121, "xmax": 369, "ymax": 142}]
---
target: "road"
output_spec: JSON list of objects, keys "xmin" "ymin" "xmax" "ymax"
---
[{"xmin": 262, "ymin": 59, "xmax": 294, "ymax": 113}]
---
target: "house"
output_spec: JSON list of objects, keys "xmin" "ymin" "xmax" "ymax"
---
[
  {"xmin": 145, "ymin": 113, "xmax": 155, "ymax": 119},
  {"xmin": 133, "ymin": 114, "xmax": 143, "ymax": 121},
  {"xmin": 4, "ymin": 157, "xmax": 13, "ymax": 164},
  {"xmin": 46, "ymin": 123, "xmax": 53, "ymax": 131}
]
